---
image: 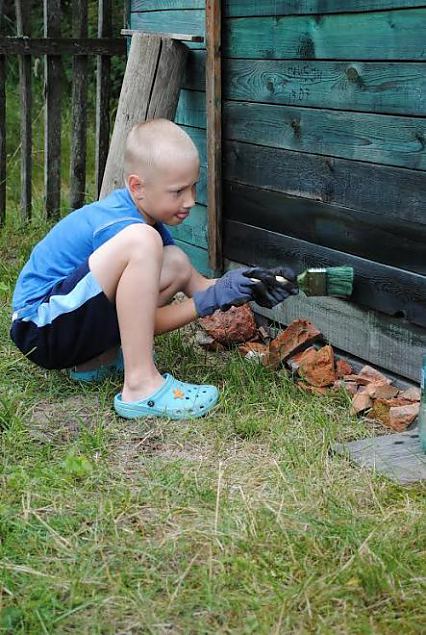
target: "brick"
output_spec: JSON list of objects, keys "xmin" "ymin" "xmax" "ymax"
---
[
  {"xmin": 336, "ymin": 359, "xmax": 353, "ymax": 378},
  {"xmin": 358, "ymin": 365, "xmax": 391, "ymax": 385},
  {"xmin": 388, "ymin": 403, "xmax": 420, "ymax": 432},
  {"xmin": 351, "ymin": 392, "xmax": 373, "ymax": 414},
  {"xmin": 287, "ymin": 346, "xmax": 317, "ymax": 372},
  {"xmin": 370, "ymin": 397, "xmax": 414, "ymax": 427},
  {"xmin": 343, "ymin": 374, "xmax": 372, "ymax": 386},
  {"xmin": 298, "ymin": 345, "xmax": 336, "ymax": 387},
  {"xmin": 333, "ymin": 380, "xmax": 358, "ymax": 395},
  {"xmin": 269, "ymin": 319, "xmax": 322, "ymax": 364},
  {"xmin": 365, "ymin": 382, "xmax": 399, "ymax": 400},
  {"xmin": 199, "ymin": 304, "xmax": 258, "ymax": 345},
  {"xmin": 399, "ymin": 387, "xmax": 421, "ymax": 402},
  {"xmin": 195, "ymin": 331, "xmax": 226, "ymax": 352}
]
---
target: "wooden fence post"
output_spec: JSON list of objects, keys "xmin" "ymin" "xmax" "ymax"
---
[
  {"xmin": 43, "ymin": 0, "xmax": 62, "ymax": 219},
  {"xmin": 95, "ymin": 0, "xmax": 112, "ymax": 197},
  {"xmin": 99, "ymin": 33, "xmax": 187, "ymax": 199},
  {"xmin": 15, "ymin": 0, "xmax": 32, "ymax": 220},
  {"xmin": 70, "ymin": 0, "xmax": 88, "ymax": 210}
]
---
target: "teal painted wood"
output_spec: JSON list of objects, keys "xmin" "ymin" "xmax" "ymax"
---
[
  {"xmin": 130, "ymin": 11, "xmax": 205, "ymax": 47},
  {"xmin": 225, "ymin": 59, "xmax": 426, "ymax": 116},
  {"xmin": 179, "ymin": 124, "xmax": 207, "ymax": 164},
  {"xmin": 175, "ymin": 90, "xmax": 206, "ymax": 129},
  {"xmin": 169, "ymin": 203, "xmax": 208, "ymax": 249},
  {"xmin": 224, "ymin": 101, "xmax": 426, "ymax": 170},
  {"xmin": 224, "ymin": 140, "xmax": 426, "ymax": 225},
  {"xmin": 225, "ymin": 10, "xmax": 426, "ymax": 60},
  {"xmin": 173, "ymin": 238, "xmax": 212, "ymax": 276},
  {"xmin": 132, "ymin": 1, "xmax": 426, "ymax": 16}
]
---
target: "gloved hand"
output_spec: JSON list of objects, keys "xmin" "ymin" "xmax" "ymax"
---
[
  {"xmin": 193, "ymin": 266, "xmax": 298, "ymax": 317},
  {"xmin": 245, "ymin": 266, "xmax": 299, "ymax": 309}
]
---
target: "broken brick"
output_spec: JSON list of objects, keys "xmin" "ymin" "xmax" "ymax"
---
[
  {"xmin": 365, "ymin": 382, "xmax": 399, "ymax": 400},
  {"xmin": 269, "ymin": 320, "xmax": 322, "ymax": 364},
  {"xmin": 351, "ymin": 392, "xmax": 373, "ymax": 414},
  {"xmin": 195, "ymin": 331, "xmax": 226, "ymax": 352},
  {"xmin": 199, "ymin": 304, "xmax": 258, "ymax": 345},
  {"xmin": 399, "ymin": 387, "xmax": 421, "ymax": 402},
  {"xmin": 369, "ymin": 397, "xmax": 414, "ymax": 427},
  {"xmin": 388, "ymin": 403, "xmax": 420, "ymax": 432},
  {"xmin": 358, "ymin": 365, "xmax": 391, "ymax": 385},
  {"xmin": 238, "ymin": 341, "xmax": 270, "ymax": 356},
  {"xmin": 333, "ymin": 380, "xmax": 358, "ymax": 395},
  {"xmin": 287, "ymin": 346, "xmax": 317, "ymax": 372},
  {"xmin": 298, "ymin": 345, "xmax": 336, "ymax": 387},
  {"xmin": 336, "ymin": 359, "xmax": 353, "ymax": 378}
]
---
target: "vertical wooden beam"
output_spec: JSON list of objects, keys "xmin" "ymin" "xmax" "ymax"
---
[
  {"xmin": 205, "ymin": 0, "xmax": 222, "ymax": 276},
  {"xmin": 95, "ymin": 0, "xmax": 112, "ymax": 197},
  {"xmin": 43, "ymin": 0, "xmax": 62, "ymax": 219},
  {"xmin": 15, "ymin": 0, "xmax": 32, "ymax": 220},
  {"xmin": 0, "ymin": 3, "xmax": 6, "ymax": 226},
  {"xmin": 69, "ymin": 0, "xmax": 88, "ymax": 210}
]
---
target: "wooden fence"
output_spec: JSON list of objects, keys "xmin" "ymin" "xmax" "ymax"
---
[{"xmin": 0, "ymin": 0, "xmax": 127, "ymax": 225}]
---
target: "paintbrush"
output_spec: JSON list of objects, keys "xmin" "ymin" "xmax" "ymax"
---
[{"xmin": 251, "ymin": 266, "xmax": 354, "ymax": 298}]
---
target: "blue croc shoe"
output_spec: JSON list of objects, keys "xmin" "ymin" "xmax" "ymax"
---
[{"xmin": 114, "ymin": 372, "xmax": 219, "ymax": 420}]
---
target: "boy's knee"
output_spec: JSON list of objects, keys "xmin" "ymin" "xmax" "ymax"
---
[
  {"xmin": 164, "ymin": 246, "xmax": 192, "ymax": 281},
  {"xmin": 123, "ymin": 223, "xmax": 163, "ymax": 257}
]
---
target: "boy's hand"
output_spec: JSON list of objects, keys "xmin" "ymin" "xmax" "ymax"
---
[
  {"xmin": 193, "ymin": 266, "xmax": 298, "ymax": 317},
  {"xmin": 244, "ymin": 266, "xmax": 299, "ymax": 308}
]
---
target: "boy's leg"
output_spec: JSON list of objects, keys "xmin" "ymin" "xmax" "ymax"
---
[{"xmin": 88, "ymin": 223, "xmax": 165, "ymax": 402}]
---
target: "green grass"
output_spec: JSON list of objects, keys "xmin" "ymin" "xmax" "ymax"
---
[{"xmin": 0, "ymin": 223, "xmax": 425, "ymax": 634}]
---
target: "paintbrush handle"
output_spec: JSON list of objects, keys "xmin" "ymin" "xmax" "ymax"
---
[{"xmin": 250, "ymin": 275, "xmax": 287, "ymax": 284}]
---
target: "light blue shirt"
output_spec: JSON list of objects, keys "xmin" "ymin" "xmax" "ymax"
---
[{"xmin": 12, "ymin": 188, "xmax": 175, "ymax": 320}]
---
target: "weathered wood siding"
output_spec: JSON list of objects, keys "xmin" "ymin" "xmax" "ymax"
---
[{"xmin": 129, "ymin": 1, "xmax": 426, "ymax": 379}]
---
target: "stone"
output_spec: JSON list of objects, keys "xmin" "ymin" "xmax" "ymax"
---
[
  {"xmin": 351, "ymin": 392, "xmax": 373, "ymax": 415},
  {"xmin": 399, "ymin": 387, "xmax": 421, "ymax": 402},
  {"xmin": 388, "ymin": 403, "xmax": 420, "ymax": 432},
  {"xmin": 358, "ymin": 365, "xmax": 391, "ymax": 385},
  {"xmin": 195, "ymin": 331, "xmax": 226, "ymax": 352},
  {"xmin": 269, "ymin": 319, "xmax": 322, "ymax": 364},
  {"xmin": 336, "ymin": 359, "xmax": 353, "ymax": 378},
  {"xmin": 365, "ymin": 382, "xmax": 399, "ymax": 400},
  {"xmin": 298, "ymin": 345, "xmax": 336, "ymax": 387},
  {"xmin": 199, "ymin": 304, "xmax": 258, "ymax": 345}
]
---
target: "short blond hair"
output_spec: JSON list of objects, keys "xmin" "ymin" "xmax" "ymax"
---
[{"xmin": 123, "ymin": 119, "xmax": 199, "ymax": 182}]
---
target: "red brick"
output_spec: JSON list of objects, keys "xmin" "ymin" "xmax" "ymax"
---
[
  {"xmin": 351, "ymin": 392, "xmax": 373, "ymax": 415},
  {"xmin": 298, "ymin": 345, "xmax": 336, "ymax": 387},
  {"xmin": 358, "ymin": 365, "xmax": 391, "ymax": 385},
  {"xmin": 199, "ymin": 304, "xmax": 258, "ymax": 345},
  {"xmin": 269, "ymin": 319, "xmax": 322, "ymax": 363},
  {"xmin": 365, "ymin": 382, "xmax": 399, "ymax": 400},
  {"xmin": 399, "ymin": 387, "xmax": 421, "ymax": 402},
  {"xmin": 370, "ymin": 397, "xmax": 414, "ymax": 427},
  {"xmin": 388, "ymin": 403, "xmax": 420, "ymax": 432},
  {"xmin": 287, "ymin": 346, "xmax": 317, "ymax": 371},
  {"xmin": 336, "ymin": 359, "xmax": 353, "ymax": 378}
]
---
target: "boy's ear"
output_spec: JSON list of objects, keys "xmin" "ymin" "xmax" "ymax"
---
[{"xmin": 127, "ymin": 174, "xmax": 145, "ymax": 199}]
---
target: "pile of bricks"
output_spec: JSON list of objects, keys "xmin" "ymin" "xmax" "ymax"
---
[{"xmin": 198, "ymin": 306, "xmax": 420, "ymax": 433}]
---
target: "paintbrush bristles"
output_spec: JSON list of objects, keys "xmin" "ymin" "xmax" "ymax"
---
[{"xmin": 324, "ymin": 266, "xmax": 354, "ymax": 297}]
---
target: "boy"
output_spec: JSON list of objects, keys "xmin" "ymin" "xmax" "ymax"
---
[{"xmin": 10, "ymin": 119, "xmax": 298, "ymax": 420}]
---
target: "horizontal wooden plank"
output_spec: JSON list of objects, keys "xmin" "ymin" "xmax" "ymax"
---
[
  {"xmin": 0, "ymin": 37, "xmax": 126, "ymax": 56},
  {"xmin": 224, "ymin": 101, "xmax": 426, "ymax": 170},
  {"xmin": 132, "ymin": 1, "xmax": 426, "ymax": 17},
  {"xmin": 121, "ymin": 29, "xmax": 204, "ymax": 42},
  {"xmin": 169, "ymin": 203, "xmax": 208, "ymax": 249},
  {"xmin": 224, "ymin": 220, "xmax": 426, "ymax": 327},
  {"xmin": 225, "ymin": 259, "xmax": 426, "ymax": 382},
  {"xmin": 173, "ymin": 238, "xmax": 212, "ymax": 276},
  {"xmin": 130, "ymin": 11, "xmax": 205, "ymax": 48},
  {"xmin": 224, "ymin": 140, "xmax": 426, "ymax": 226},
  {"xmin": 224, "ymin": 59, "xmax": 426, "ymax": 117},
  {"xmin": 225, "ymin": 10, "xmax": 426, "ymax": 60},
  {"xmin": 224, "ymin": 182, "xmax": 426, "ymax": 275}
]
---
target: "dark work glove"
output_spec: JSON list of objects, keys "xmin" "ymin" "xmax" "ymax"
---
[{"xmin": 242, "ymin": 266, "xmax": 299, "ymax": 309}]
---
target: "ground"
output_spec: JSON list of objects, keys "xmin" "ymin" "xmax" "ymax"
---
[{"xmin": 0, "ymin": 222, "xmax": 425, "ymax": 634}]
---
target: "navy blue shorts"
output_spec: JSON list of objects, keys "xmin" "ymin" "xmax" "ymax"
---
[{"xmin": 10, "ymin": 260, "xmax": 120, "ymax": 370}]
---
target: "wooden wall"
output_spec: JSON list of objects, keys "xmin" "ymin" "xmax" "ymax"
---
[{"xmin": 129, "ymin": 1, "xmax": 426, "ymax": 380}]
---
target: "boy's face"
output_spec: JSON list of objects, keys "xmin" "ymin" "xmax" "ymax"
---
[{"xmin": 128, "ymin": 156, "xmax": 200, "ymax": 226}]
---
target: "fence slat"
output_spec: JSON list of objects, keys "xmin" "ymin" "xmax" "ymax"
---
[
  {"xmin": 44, "ymin": 0, "xmax": 62, "ymax": 219},
  {"xmin": 70, "ymin": 0, "xmax": 88, "ymax": 210},
  {"xmin": 95, "ymin": 0, "xmax": 112, "ymax": 197},
  {"xmin": 15, "ymin": 0, "xmax": 32, "ymax": 220},
  {"xmin": 0, "ymin": 54, "xmax": 5, "ymax": 227}
]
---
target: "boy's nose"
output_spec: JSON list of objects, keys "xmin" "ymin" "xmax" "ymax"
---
[{"xmin": 183, "ymin": 194, "xmax": 195, "ymax": 209}]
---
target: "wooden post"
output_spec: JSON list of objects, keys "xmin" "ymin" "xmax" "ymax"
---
[
  {"xmin": 206, "ymin": 0, "xmax": 223, "ymax": 276},
  {"xmin": 43, "ymin": 0, "xmax": 62, "ymax": 219},
  {"xmin": 95, "ymin": 0, "xmax": 112, "ymax": 197},
  {"xmin": 69, "ymin": 0, "xmax": 88, "ymax": 210},
  {"xmin": 0, "ymin": 3, "xmax": 6, "ymax": 226},
  {"xmin": 15, "ymin": 0, "xmax": 32, "ymax": 220},
  {"xmin": 99, "ymin": 33, "xmax": 187, "ymax": 199}
]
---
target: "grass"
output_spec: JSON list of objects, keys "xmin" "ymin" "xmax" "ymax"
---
[{"xmin": 0, "ymin": 221, "xmax": 425, "ymax": 634}]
